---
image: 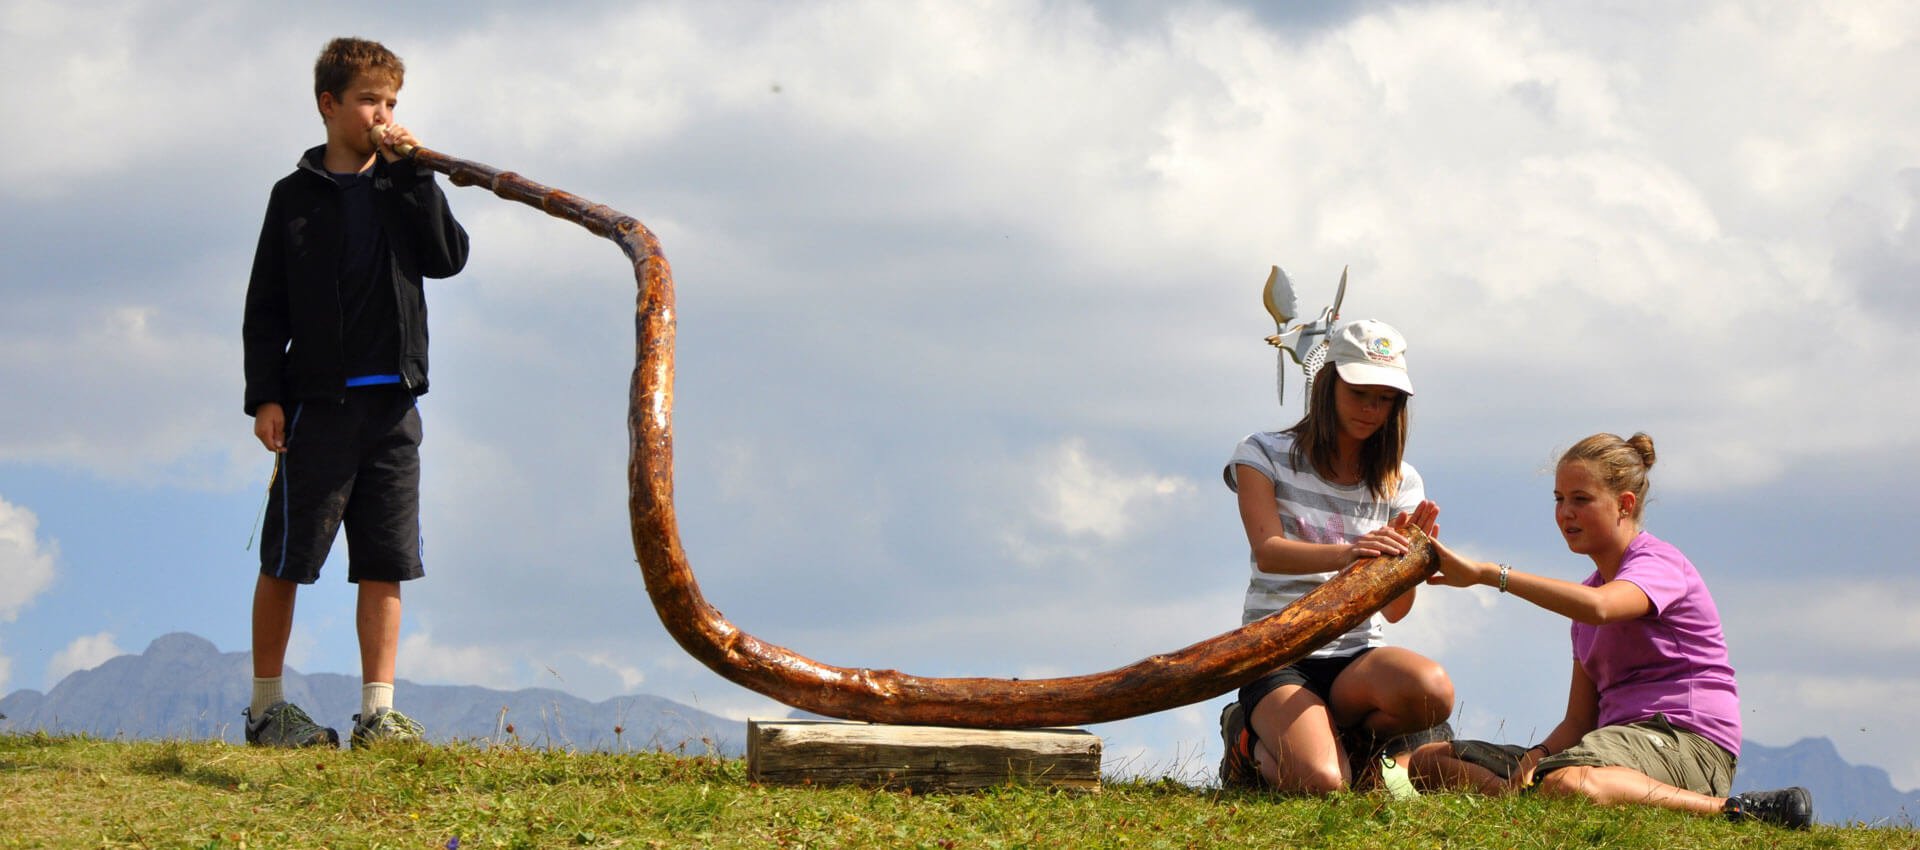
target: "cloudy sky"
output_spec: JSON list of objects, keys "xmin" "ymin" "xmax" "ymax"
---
[{"xmin": 3, "ymin": 0, "xmax": 1916, "ymax": 788}]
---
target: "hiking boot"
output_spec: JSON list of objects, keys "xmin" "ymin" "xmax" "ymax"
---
[
  {"xmin": 1218, "ymin": 701, "xmax": 1262, "ymax": 788},
  {"xmin": 1724, "ymin": 786, "xmax": 1813, "ymax": 829},
  {"xmin": 244, "ymin": 701, "xmax": 339, "ymax": 748},
  {"xmin": 351, "ymin": 707, "xmax": 426, "ymax": 748}
]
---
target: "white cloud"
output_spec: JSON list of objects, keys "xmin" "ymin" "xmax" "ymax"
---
[
  {"xmin": 0, "ymin": 2, "xmax": 307, "ymax": 194},
  {"xmin": 580, "ymin": 652, "xmax": 647, "ymax": 693},
  {"xmin": 1030, "ymin": 438, "xmax": 1197, "ymax": 541},
  {"xmin": 983, "ymin": 438, "xmax": 1216, "ymax": 594},
  {"xmin": 397, "ymin": 628, "xmax": 520, "ymax": 691},
  {"xmin": 3, "ymin": 0, "xmax": 1920, "ymax": 801},
  {"xmin": 1728, "ymin": 578, "xmax": 1920, "ymax": 657},
  {"xmin": 698, "ymin": 685, "xmax": 792, "ymax": 725},
  {"xmin": 0, "ymin": 303, "xmax": 250, "ymax": 487},
  {"xmin": 46, "ymin": 631, "xmax": 123, "ymax": 687},
  {"xmin": 7, "ymin": 0, "xmax": 1918, "ymax": 492},
  {"xmin": 0, "ymin": 495, "xmax": 57, "ymax": 622},
  {"xmin": 1388, "ymin": 579, "xmax": 1501, "ymax": 661}
]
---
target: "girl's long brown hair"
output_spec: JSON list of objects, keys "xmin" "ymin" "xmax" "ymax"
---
[{"xmin": 1285, "ymin": 364, "xmax": 1409, "ymax": 500}]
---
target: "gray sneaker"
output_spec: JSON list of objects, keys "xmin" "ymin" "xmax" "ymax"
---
[
  {"xmin": 244, "ymin": 701, "xmax": 339, "ymax": 748},
  {"xmin": 351, "ymin": 707, "xmax": 425, "ymax": 748}
]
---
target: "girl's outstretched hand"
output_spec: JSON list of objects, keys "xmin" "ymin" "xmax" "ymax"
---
[{"xmin": 1425, "ymin": 536, "xmax": 1494, "ymax": 588}]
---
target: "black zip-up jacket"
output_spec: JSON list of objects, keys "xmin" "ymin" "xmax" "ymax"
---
[{"xmin": 243, "ymin": 145, "xmax": 470, "ymax": 415}]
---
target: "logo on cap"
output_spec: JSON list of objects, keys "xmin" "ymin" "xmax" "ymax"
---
[{"xmin": 1367, "ymin": 337, "xmax": 1397, "ymax": 359}]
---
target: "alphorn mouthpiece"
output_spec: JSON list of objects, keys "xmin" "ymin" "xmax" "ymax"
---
[{"xmin": 371, "ymin": 125, "xmax": 417, "ymax": 157}]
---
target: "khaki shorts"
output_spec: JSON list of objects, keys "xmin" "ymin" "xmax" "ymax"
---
[{"xmin": 1535, "ymin": 714, "xmax": 1736, "ymax": 796}]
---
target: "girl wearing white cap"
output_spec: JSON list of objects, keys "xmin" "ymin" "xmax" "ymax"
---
[{"xmin": 1217, "ymin": 318, "xmax": 1455, "ymax": 795}]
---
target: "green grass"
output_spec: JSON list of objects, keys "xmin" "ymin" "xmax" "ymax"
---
[{"xmin": 1, "ymin": 733, "xmax": 1912, "ymax": 849}]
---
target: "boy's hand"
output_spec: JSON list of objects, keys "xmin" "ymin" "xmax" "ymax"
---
[
  {"xmin": 254, "ymin": 402, "xmax": 287, "ymax": 453},
  {"xmin": 372, "ymin": 123, "xmax": 418, "ymax": 161}
]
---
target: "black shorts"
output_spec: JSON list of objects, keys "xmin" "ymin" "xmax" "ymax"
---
[
  {"xmin": 1237, "ymin": 648, "xmax": 1375, "ymax": 716},
  {"xmin": 258, "ymin": 387, "xmax": 424, "ymax": 584},
  {"xmin": 1450, "ymin": 740, "xmax": 1532, "ymax": 780}
]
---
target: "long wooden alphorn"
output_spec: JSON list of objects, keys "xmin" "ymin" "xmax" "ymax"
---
[{"xmin": 401, "ymin": 141, "xmax": 1438, "ymax": 728}]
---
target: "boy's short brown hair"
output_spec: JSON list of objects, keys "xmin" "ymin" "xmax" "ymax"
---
[{"xmin": 314, "ymin": 37, "xmax": 405, "ymax": 104}]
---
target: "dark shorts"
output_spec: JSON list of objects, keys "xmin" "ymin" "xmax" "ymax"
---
[
  {"xmin": 1450, "ymin": 740, "xmax": 1532, "ymax": 780},
  {"xmin": 1237, "ymin": 648, "xmax": 1375, "ymax": 717},
  {"xmin": 258, "ymin": 387, "xmax": 424, "ymax": 585}
]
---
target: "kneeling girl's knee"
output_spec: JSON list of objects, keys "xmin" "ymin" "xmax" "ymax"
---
[{"xmin": 1411, "ymin": 665, "xmax": 1455, "ymax": 718}]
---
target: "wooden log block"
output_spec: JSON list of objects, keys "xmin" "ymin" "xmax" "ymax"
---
[{"xmin": 747, "ymin": 719, "xmax": 1102, "ymax": 793}]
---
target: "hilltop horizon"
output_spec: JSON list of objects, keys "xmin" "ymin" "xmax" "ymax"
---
[{"xmin": 2, "ymin": 630, "xmax": 1914, "ymax": 826}]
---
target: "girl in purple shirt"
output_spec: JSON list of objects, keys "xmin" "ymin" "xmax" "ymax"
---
[{"xmin": 1413, "ymin": 433, "xmax": 1812, "ymax": 828}]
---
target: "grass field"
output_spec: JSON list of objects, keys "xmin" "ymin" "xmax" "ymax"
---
[{"xmin": 2, "ymin": 733, "xmax": 1914, "ymax": 849}]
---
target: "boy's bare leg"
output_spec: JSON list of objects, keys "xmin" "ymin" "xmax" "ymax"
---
[
  {"xmin": 1407, "ymin": 741, "xmax": 1510, "ymax": 795},
  {"xmin": 251, "ymin": 575, "xmax": 299, "ymax": 679},
  {"xmin": 1536, "ymin": 765, "xmax": 1724, "ymax": 815},
  {"xmin": 245, "ymin": 573, "xmax": 337, "ymax": 745},
  {"xmin": 357, "ymin": 580, "xmax": 402, "ymax": 685}
]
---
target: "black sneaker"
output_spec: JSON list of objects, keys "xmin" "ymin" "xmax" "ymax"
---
[
  {"xmin": 1724, "ymin": 786, "xmax": 1813, "ymax": 829},
  {"xmin": 243, "ymin": 701, "xmax": 339, "ymax": 748},
  {"xmin": 1217, "ymin": 701, "xmax": 1261, "ymax": 789}
]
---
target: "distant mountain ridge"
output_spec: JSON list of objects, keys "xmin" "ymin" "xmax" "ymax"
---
[
  {"xmin": 0, "ymin": 632, "xmax": 743, "ymax": 756},
  {"xmin": 1735, "ymin": 736, "xmax": 1919, "ymax": 827},
  {"xmin": 3, "ymin": 633, "xmax": 1915, "ymax": 825}
]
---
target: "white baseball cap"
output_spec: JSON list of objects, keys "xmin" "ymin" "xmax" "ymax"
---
[{"xmin": 1328, "ymin": 318, "xmax": 1412, "ymax": 395}]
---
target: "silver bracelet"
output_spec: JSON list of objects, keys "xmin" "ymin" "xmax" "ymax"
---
[{"xmin": 1497, "ymin": 563, "xmax": 1511, "ymax": 593}]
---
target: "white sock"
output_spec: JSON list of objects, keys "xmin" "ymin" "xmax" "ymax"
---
[
  {"xmin": 362, "ymin": 682, "xmax": 394, "ymax": 718},
  {"xmin": 251, "ymin": 677, "xmax": 284, "ymax": 718}
]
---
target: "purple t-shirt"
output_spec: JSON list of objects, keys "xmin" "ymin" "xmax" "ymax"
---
[{"xmin": 1570, "ymin": 531, "xmax": 1742, "ymax": 756}]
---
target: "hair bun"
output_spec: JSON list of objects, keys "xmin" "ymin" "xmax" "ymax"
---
[{"xmin": 1626, "ymin": 432, "xmax": 1656, "ymax": 469}]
